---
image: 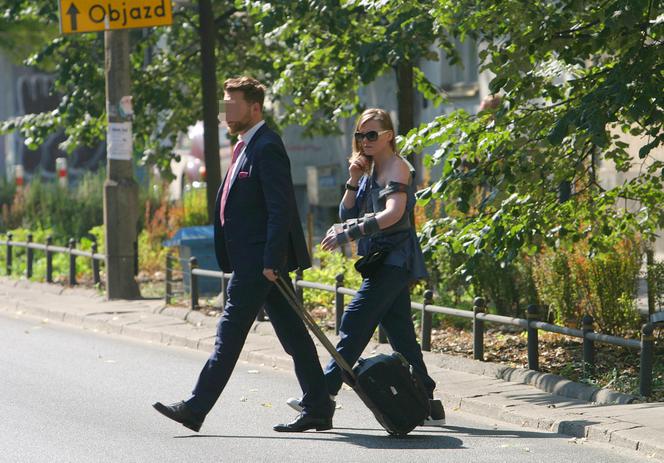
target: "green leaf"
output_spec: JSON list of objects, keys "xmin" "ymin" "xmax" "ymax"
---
[
  {"xmin": 488, "ymin": 76, "xmax": 508, "ymax": 94},
  {"xmin": 547, "ymin": 117, "xmax": 569, "ymax": 146}
]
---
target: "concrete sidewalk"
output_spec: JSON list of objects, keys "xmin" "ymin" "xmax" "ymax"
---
[{"xmin": 0, "ymin": 276, "xmax": 662, "ymax": 461}]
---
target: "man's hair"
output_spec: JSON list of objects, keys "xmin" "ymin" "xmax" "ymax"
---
[{"xmin": 223, "ymin": 76, "xmax": 266, "ymax": 108}]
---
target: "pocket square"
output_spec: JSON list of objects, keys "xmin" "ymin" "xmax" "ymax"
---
[{"xmin": 238, "ymin": 171, "xmax": 250, "ymax": 179}]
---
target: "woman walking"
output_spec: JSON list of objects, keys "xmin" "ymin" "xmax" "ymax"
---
[{"xmin": 288, "ymin": 108, "xmax": 444, "ymax": 426}]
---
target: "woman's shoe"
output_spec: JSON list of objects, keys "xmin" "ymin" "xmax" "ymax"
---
[
  {"xmin": 421, "ymin": 398, "xmax": 446, "ymax": 426},
  {"xmin": 286, "ymin": 395, "xmax": 336, "ymax": 414},
  {"xmin": 286, "ymin": 397, "xmax": 303, "ymax": 413}
]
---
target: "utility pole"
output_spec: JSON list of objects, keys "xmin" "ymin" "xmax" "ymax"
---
[
  {"xmin": 57, "ymin": 0, "xmax": 172, "ymax": 299},
  {"xmin": 103, "ymin": 29, "xmax": 141, "ymax": 299},
  {"xmin": 198, "ymin": 0, "xmax": 221, "ymax": 222}
]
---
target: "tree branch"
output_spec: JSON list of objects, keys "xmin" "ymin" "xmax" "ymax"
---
[{"xmin": 552, "ymin": 20, "xmax": 600, "ymax": 39}]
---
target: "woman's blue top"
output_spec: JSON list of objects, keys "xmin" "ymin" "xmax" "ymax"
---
[{"xmin": 339, "ymin": 161, "xmax": 428, "ymax": 282}]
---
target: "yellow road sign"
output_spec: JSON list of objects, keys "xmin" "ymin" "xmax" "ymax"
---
[{"xmin": 58, "ymin": 0, "xmax": 173, "ymax": 34}]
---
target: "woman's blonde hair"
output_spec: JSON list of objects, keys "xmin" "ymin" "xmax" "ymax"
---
[{"xmin": 349, "ymin": 108, "xmax": 397, "ymax": 174}]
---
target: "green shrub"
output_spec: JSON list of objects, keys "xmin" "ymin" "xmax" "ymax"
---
[
  {"xmin": 301, "ymin": 247, "xmax": 363, "ymax": 315},
  {"xmin": 575, "ymin": 240, "xmax": 642, "ymax": 335},
  {"xmin": 0, "ymin": 227, "xmax": 96, "ymax": 281},
  {"xmin": 17, "ymin": 171, "xmax": 105, "ymax": 241},
  {"xmin": 138, "ymin": 228, "xmax": 171, "ymax": 274},
  {"xmin": 646, "ymin": 259, "xmax": 664, "ymax": 312},
  {"xmin": 423, "ymin": 241, "xmax": 535, "ymax": 318},
  {"xmin": 0, "ymin": 223, "xmax": 167, "ymax": 284},
  {"xmin": 531, "ymin": 249, "xmax": 580, "ymax": 325},
  {"xmin": 0, "ymin": 178, "xmax": 15, "ymax": 207},
  {"xmin": 1, "ymin": 178, "xmax": 211, "ymax": 282},
  {"xmin": 0, "ymin": 178, "xmax": 16, "ymax": 233},
  {"xmin": 532, "ymin": 239, "xmax": 643, "ymax": 335},
  {"xmin": 59, "ymin": 222, "xmax": 169, "ymax": 277},
  {"xmin": 181, "ymin": 186, "xmax": 209, "ymax": 227},
  {"xmin": 422, "ymin": 244, "xmax": 469, "ymax": 306},
  {"xmin": 467, "ymin": 253, "xmax": 538, "ymax": 317}
]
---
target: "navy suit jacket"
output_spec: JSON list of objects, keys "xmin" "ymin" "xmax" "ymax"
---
[{"xmin": 213, "ymin": 123, "xmax": 311, "ymax": 275}]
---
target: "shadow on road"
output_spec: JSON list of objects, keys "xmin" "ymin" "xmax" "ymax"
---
[
  {"xmin": 174, "ymin": 429, "xmax": 465, "ymax": 450},
  {"xmin": 442, "ymin": 424, "xmax": 564, "ymax": 439}
]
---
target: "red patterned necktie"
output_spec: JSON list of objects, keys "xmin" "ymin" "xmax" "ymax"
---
[{"xmin": 219, "ymin": 140, "xmax": 245, "ymax": 226}]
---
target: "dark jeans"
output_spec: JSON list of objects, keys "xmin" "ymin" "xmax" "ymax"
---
[
  {"xmin": 324, "ymin": 264, "xmax": 436, "ymax": 398},
  {"xmin": 185, "ymin": 271, "xmax": 333, "ymax": 419}
]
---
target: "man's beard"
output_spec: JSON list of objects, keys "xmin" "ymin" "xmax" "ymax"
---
[{"xmin": 227, "ymin": 119, "xmax": 252, "ymax": 135}]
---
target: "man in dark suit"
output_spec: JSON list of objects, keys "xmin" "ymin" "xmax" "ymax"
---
[{"xmin": 153, "ymin": 77, "xmax": 334, "ymax": 433}]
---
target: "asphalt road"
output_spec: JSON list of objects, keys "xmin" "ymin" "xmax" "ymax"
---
[{"xmin": 0, "ymin": 312, "xmax": 650, "ymax": 463}]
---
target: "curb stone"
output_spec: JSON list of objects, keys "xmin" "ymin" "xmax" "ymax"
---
[{"xmin": 432, "ymin": 352, "xmax": 637, "ymax": 405}]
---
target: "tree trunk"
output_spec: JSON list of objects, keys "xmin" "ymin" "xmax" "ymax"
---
[
  {"xmin": 396, "ymin": 63, "xmax": 414, "ymax": 141},
  {"xmin": 396, "ymin": 61, "xmax": 419, "ymax": 230},
  {"xmin": 198, "ymin": 0, "xmax": 221, "ymax": 222}
]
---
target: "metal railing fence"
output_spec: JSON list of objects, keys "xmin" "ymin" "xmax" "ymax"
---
[
  {"xmin": 174, "ymin": 254, "xmax": 658, "ymax": 397},
  {"xmin": 0, "ymin": 233, "xmax": 104, "ymax": 285},
  {"xmin": 0, "ymin": 235, "xmax": 656, "ymax": 398}
]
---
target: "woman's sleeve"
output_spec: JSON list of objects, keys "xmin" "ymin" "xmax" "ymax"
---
[
  {"xmin": 339, "ymin": 203, "xmax": 358, "ymax": 221},
  {"xmin": 339, "ymin": 176, "xmax": 367, "ymax": 220},
  {"xmin": 378, "ymin": 181, "xmax": 409, "ymax": 199}
]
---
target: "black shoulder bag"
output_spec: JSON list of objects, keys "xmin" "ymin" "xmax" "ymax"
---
[{"xmin": 354, "ymin": 233, "xmax": 409, "ymax": 278}]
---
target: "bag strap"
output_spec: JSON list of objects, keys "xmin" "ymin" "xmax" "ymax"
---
[{"xmin": 274, "ymin": 275, "xmax": 356, "ymax": 380}]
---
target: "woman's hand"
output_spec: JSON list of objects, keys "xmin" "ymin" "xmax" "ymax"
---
[
  {"xmin": 349, "ymin": 155, "xmax": 369, "ymax": 181},
  {"xmin": 320, "ymin": 227, "xmax": 340, "ymax": 251}
]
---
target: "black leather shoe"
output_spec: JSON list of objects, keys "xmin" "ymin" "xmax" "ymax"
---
[
  {"xmin": 273, "ymin": 413, "xmax": 332, "ymax": 432},
  {"xmin": 153, "ymin": 401, "xmax": 203, "ymax": 432}
]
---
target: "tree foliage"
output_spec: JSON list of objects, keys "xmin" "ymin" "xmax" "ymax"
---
[
  {"xmin": 242, "ymin": 0, "xmax": 452, "ymax": 134},
  {"xmin": 1, "ymin": 0, "xmax": 663, "ymax": 283},
  {"xmin": 1, "ymin": 1, "xmax": 451, "ymax": 155},
  {"xmin": 404, "ymin": 0, "xmax": 664, "ymax": 278},
  {"xmin": 0, "ymin": 1, "xmax": 275, "ymax": 178},
  {"xmin": 0, "ymin": 15, "xmax": 57, "ymax": 64}
]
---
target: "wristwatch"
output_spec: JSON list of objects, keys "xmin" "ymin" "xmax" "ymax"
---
[{"xmin": 345, "ymin": 182, "xmax": 359, "ymax": 191}]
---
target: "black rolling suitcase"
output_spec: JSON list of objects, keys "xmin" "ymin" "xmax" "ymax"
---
[{"xmin": 275, "ymin": 276, "xmax": 430, "ymax": 436}]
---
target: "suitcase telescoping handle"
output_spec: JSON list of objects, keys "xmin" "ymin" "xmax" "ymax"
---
[{"xmin": 274, "ymin": 275, "xmax": 356, "ymax": 381}]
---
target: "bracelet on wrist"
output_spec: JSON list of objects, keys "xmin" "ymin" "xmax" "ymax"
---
[{"xmin": 345, "ymin": 182, "xmax": 359, "ymax": 191}]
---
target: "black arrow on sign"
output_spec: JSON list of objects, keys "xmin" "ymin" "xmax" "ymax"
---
[{"xmin": 66, "ymin": 3, "xmax": 80, "ymax": 31}]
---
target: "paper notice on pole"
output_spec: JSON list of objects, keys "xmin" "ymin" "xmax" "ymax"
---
[{"xmin": 107, "ymin": 122, "xmax": 133, "ymax": 160}]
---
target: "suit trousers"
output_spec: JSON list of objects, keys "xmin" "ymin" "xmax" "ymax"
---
[
  {"xmin": 324, "ymin": 264, "xmax": 437, "ymax": 397},
  {"xmin": 185, "ymin": 270, "xmax": 332, "ymax": 419}
]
